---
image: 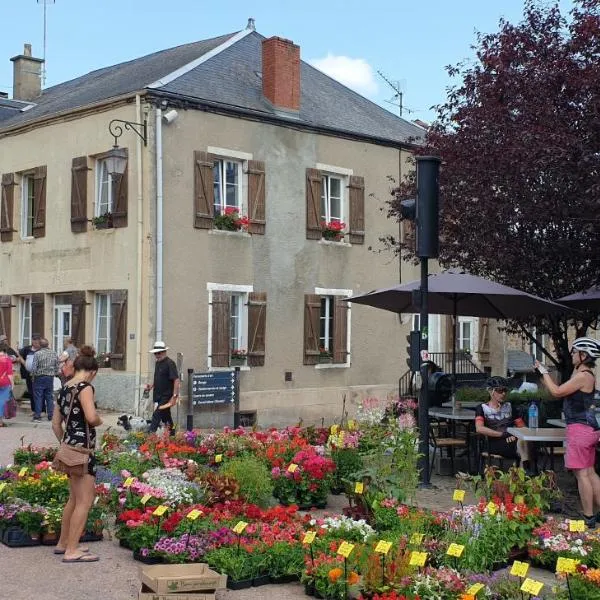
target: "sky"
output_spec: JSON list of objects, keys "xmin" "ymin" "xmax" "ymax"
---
[{"xmin": 0, "ymin": 0, "xmax": 574, "ymax": 122}]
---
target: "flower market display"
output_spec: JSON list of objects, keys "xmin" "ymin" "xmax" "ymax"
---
[{"xmin": 0, "ymin": 396, "xmax": 599, "ymax": 598}]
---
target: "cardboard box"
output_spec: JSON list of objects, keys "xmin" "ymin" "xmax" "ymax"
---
[
  {"xmin": 138, "ymin": 583, "xmax": 216, "ymax": 600},
  {"xmin": 140, "ymin": 564, "xmax": 227, "ymax": 595}
]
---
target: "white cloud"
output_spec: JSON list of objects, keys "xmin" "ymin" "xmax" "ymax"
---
[{"xmin": 309, "ymin": 53, "xmax": 379, "ymax": 96}]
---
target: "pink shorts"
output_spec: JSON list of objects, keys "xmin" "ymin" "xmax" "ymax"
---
[{"xmin": 565, "ymin": 423, "xmax": 600, "ymax": 469}]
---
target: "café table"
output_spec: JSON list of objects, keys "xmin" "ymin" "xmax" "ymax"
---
[
  {"xmin": 507, "ymin": 427, "xmax": 566, "ymax": 472},
  {"xmin": 547, "ymin": 419, "xmax": 567, "ymax": 428}
]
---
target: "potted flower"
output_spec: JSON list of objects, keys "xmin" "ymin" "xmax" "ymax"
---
[
  {"xmin": 319, "ymin": 347, "xmax": 333, "ymax": 364},
  {"xmin": 41, "ymin": 503, "xmax": 63, "ymax": 545},
  {"xmin": 91, "ymin": 212, "xmax": 113, "ymax": 229},
  {"xmin": 204, "ymin": 546, "xmax": 260, "ymax": 590},
  {"xmin": 97, "ymin": 352, "xmax": 111, "ymax": 368},
  {"xmin": 230, "ymin": 349, "xmax": 247, "ymax": 366},
  {"xmin": 214, "ymin": 207, "xmax": 249, "ymax": 232},
  {"xmin": 266, "ymin": 541, "xmax": 308, "ymax": 583},
  {"xmin": 320, "ymin": 220, "xmax": 346, "ymax": 241}
]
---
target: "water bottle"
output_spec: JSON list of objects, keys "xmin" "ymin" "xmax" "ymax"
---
[{"xmin": 528, "ymin": 401, "xmax": 539, "ymax": 429}]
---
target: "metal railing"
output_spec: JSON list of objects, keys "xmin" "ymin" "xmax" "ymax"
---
[{"xmin": 427, "ymin": 351, "xmax": 483, "ymax": 375}]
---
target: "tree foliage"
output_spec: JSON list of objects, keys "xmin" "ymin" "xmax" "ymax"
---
[{"xmin": 387, "ymin": 0, "xmax": 600, "ymax": 380}]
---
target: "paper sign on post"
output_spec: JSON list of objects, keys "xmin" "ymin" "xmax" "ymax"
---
[
  {"xmin": 330, "ymin": 425, "xmax": 339, "ymax": 435},
  {"xmin": 0, "ymin": 482, "xmax": 7, "ymax": 493},
  {"xmin": 152, "ymin": 505, "xmax": 168, "ymax": 517},
  {"xmin": 347, "ymin": 420, "xmax": 357, "ymax": 430},
  {"xmin": 556, "ymin": 557, "xmax": 578, "ymax": 574},
  {"xmin": 215, "ymin": 454, "xmax": 223, "ymax": 463},
  {"xmin": 446, "ymin": 543, "xmax": 465, "ymax": 558},
  {"xmin": 510, "ymin": 561, "xmax": 530, "ymax": 578},
  {"xmin": 409, "ymin": 551, "xmax": 428, "ymax": 567},
  {"xmin": 186, "ymin": 509, "xmax": 202, "ymax": 521},
  {"xmin": 374, "ymin": 541, "xmax": 392, "ymax": 555},
  {"xmin": 287, "ymin": 464, "xmax": 298, "ymax": 473},
  {"xmin": 466, "ymin": 583, "xmax": 484, "ymax": 595},
  {"xmin": 569, "ymin": 520, "xmax": 585, "ymax": 532},
  {"xmin": 354, "ymin": 482, "xmax": 364, "ymax": 494},
  {"xmin": 410, "ymin": 533, "xmax": 424, "ymax": 545},
  {"xmin": 140, "ymin": 494, "xmax": 152, "ymax": 505},
  {"xmin": 486, "ymin": 501, "xmax": 497, "ymax": 515},
  {"xmin": 337, "ymin": 542, "xmax": 355, "ymax": 558},
  {"xmin": 303, "ymin": 531, "xmax": 316, "ymax": 544},
  {"xmin": 520, "ymin": 579, "xmax": 543, "ymax": 596},
  {"xmin": 232, "ymin": 521, "xmax": 248, "ymax": 534},
  {"xmin": 18, "ymin": 467, "xmax": 28, "ymax": 477},
  {"xmin": 123, "ymin": 477, "xmax": 135, "ymax": 487},
  {"xmin": 453, "ymin": 489, "xmax": 465, "ymax": 502}
]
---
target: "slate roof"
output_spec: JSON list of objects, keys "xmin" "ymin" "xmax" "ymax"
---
[
  {"xmin": 0, "ymin": 29, "xmax": 424, "ymax": 146},
  {"xmin": 0, "ymin": 97, "xmax": 32, "ymax": 122}
]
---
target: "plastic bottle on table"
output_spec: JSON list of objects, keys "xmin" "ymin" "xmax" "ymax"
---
[{"xmin": 528, "ymin": 401, "xmax": 539, "ymax": 429}]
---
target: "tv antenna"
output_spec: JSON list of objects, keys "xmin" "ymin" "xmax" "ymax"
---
[
  {"xmin": 377, "ymin": 70, "xmax": 413, "ymax": 117},
  {"xmin": 37, "ymin": 0, "xmax": 55, "ymax": 86}
]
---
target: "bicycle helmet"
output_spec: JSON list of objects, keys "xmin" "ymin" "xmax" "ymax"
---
[
  {"xmin": 571, "ymin": 337, "xmax": 600, "ymax": 359},
  {"xmin": 486, "ymin": 376, "xmax": 509, "ymax": 389}
]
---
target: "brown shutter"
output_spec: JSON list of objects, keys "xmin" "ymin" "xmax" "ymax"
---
[
  {"xmin": 247, "ymin": 160, "xmax": 266, "ymax": 235},
  {"xmin": 109, "ymin": 290, "xmax": 127, "ymax": 370},
  {"xmin": 70, "ymin": 157, "xmax": 89, "ymax": 233},
  {"xmin": 1, "ymin": 173, "xmax": 16, "ymax": 242},
  {"xmin": 32, "ymin": 165, "xmax": 47, "ymax": 238},
  {"xmin": 31, "ymin": 293, "xmax": 44, "ymax": 336},
  {"xmin": 247, "ymin": 292, "xmax": 266, "ymax": 366},
  {"xmin": 333, "ymin": 297, "xmax": 349, "ymax": 364},
  {"xmin": 194, "ymin": 151, "xmax": 215, "ymax": 229},
  {"xmin": 306, "ymin": 168, "xmax": 322, "ymax": 240},
  {"xmin": 0, "ymin": 296, "xmax": 12, "ymax": 344},
  {"xmin": 112, "ymin": 155, "xmax": 128, "ymax": 228},
  {"xmin": 71, "ymin": 291, "xmax": 87, "ymax": 348},
  {"xmin": 348, "ymin": 175, "xmax": 365, "ymax": 245},
  {"xmin": 303, "ymin": 294, "xmax": 321, "ymax": 365},
  {"xmin": 211, "ymin": 291, "xmax": 230, "ymax": 367},
  {"xmin": 478, "ymin": 317, "xmax": 490, "ymax": 361}
]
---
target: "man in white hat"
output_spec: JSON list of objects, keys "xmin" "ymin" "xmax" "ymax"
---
[{"xmin": 146, "ymin": 341, "xmax": 179, "ymax": 435}]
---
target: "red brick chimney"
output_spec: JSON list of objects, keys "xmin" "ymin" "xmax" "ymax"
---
[{"xmin": 262, "ymin": 37, "xmax": 300, "ymax": 113}]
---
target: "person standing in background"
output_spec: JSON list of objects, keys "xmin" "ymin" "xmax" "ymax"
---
[
  {"xmin": 0, "ymin": 342, "xmax": 14, "ymax": 427},
  {"xmin": 15, "ymin": 334, "xmax": 41, "ymax": 413},
  {"xmin": 30, "ymin": 338, "xmax": 58, "ymax": 422},
  {"xmin": 146, "ymin": 341, "xmax": 179, "ymax": 436}
]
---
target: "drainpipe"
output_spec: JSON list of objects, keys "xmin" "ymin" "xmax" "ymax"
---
[
  {"xmin": 155, "ymin": 107, "xmax": 164, "ymax": 342},
  {"xmin": 135, "ymin": 95, "xmax": 144, "ymax": 415}
]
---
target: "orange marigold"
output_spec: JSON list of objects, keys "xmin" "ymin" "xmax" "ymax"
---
[
  {"xmin": 347, "ymin": 571, "xmax": 360, "ymax": 585},
  {"xmin": 585, "ymin": 568, "xmax": 600, "ymax": 585},
  {"xmin": 328, "ymin": 568, "xmax": 343, "ymax": 583}
]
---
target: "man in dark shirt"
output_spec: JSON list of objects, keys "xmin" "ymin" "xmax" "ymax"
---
[
  {"xmin": 146, "ymin": 341, "xmax": 179, "ymax": 436},
  {"xmin": 15, "ymin": 334, "xmax": 41, "ymax": 412}
]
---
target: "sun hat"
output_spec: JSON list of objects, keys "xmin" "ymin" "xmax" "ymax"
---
[{"xmin": 149, "ymin": 341, "xmax": 169, "ymax": 353}]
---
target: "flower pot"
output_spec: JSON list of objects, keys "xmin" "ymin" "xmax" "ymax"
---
[
  {"xmin": 318, "ymin": 356, "xmax": 333, "ymax": 364},
  {"xmin": 119, "ymin": 538, "xmax": 132, "ymax": 549},
  {"xmin": 330, "ymin": 485, "xmax": 344, "ymax": 496},
  {"xmin": 227, "ymin": 577, "xmax": 253, "ymax": 590},
  {"xmin": 270, "ymin": 574, "xmax": 300, "ymax": 584},
  {"xmin": 304, "ymin": 581, "xmax": 316, "ymax": 597},
  {"xmin": 252, "ymin": 575, "xmax": 271, "ymax": 587},
  {"xmin": 80, "ymin": 530, "xmax": 103, "ymax": 543},
  {"xmin": 133, "ymin": 550, "xmax": 163, "ymax": 564},
  {"xmin": 41, "ymin": 530, "xmax": 60, "ymax": 545},
  {"xmin": 2, "ymin": 526, "xmax": 41, "ymax": 547},
  {"xmin": 230, "ymin": 358, "xmax": 246, "ymax": 367}
]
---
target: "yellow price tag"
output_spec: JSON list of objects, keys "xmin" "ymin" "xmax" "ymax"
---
[
  {"xmin": 520, "ymin": 578, "xmax": 543, "ymax": 596},
  {"xmin": 446, "ymin": 543, "xmax": 465, "ymax": 558},
  {"xmin": 487, "ymin": 501, "xmax": 497, "ymax": 515},
  {"xmin": 287, "ymin": 463, "xmax": 298, "ymax": 473},
  {"xmin": 215, "ymin": 454, "xmax": 223, "ymax": 463},
  {"xmin": 467, "ymin": 583, "xmax": 484, "ymax": 595},
  {"xmin": 354, "ymin": 482, "xmax": 364, "ymax": 494},
  {"xmin": 453, "ymin": 489, "xmax": 465, "ymax": 502},
  {"xmin": 0, "ymin": 482, "xmax": 7, "ymax": 493},
  {"xmin": 303, "ymin": 531, "xmax": 316, "ymax": 544},
  {"xmin": 123, "ymin": 477, "xmax": 135, "ymax": 487},
  {"xmin": 186, "ymin": 509, "xmax": 202, "ymax": 521},
  {"xmin": 569, "ymin": 520, "xmax": 585, "ymax": 532},
  {"xmin": 409, "ymin": 551, "xmax": 428, "ymax": 567},
  {"xmin": 510, "ymin": 561, "xmax": 530, "ymax": 578},
  {"xmin": 348, "ymin": 419, "xmax": 356, "ymax": 430},
  {"xmin": 330, "ymin": 424, "xmax": 339, "ymax": 435},
  {"xmin": 232, "ymin": 521, "xmax": 248, "ymax": 534},
  {"xmin": 410, "ymin": 533, "xmax": 425, "ymax": 545},
  {"xmin": 514, "ymin": 495, "xmax": 525, "ymax": 505},
  {"xmin": 556, "ymin": 557, "xmax": 578, "ymax": 574},
  {"xmin": 153, "ymin": 505, "xmax": 168, "ymax": 517},
  {"xmin": 18, "ymin": 467, "xmax": 28, "ymax": 477},
  {"xmin": 374, "ymin": 540, "xmax": 392, "ymax": 555},
  {"xmin": 140, "ymin": 494, "xmax": 152, "ymax": 505},
  {"xmin": 337, "ymin": 541, "xmax": 355, "ymax": 558}
]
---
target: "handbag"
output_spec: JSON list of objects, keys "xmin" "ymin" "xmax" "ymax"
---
[
  {"xmin": 3, "ymin": 392, "xmax": 17, "ymax": 419},
  {"xmin": 52, "ymin": 384, "xmax": 92, "ymax": 477}
]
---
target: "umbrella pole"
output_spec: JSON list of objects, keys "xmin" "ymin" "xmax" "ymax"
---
[
  {"xmin": 418, "ymin": 259, "xmax": 431, "ymax": 487},
  {"xmin": 452, "ymin": 296, "xmax": 457, "ymax": 405}
]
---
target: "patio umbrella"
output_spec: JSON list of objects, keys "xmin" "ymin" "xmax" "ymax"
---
[{"xmin": 557, "ymin": 285, "xmax": 600, "ymax": 311}]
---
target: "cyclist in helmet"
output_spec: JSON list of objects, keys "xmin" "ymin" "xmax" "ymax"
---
[
  {"xmin": 475, "ymin": 376, "xmax": 531, "ymax": 469},
  {"xmin": 536, "ymin": 336, "xmax": 600, "ymax": 528}
]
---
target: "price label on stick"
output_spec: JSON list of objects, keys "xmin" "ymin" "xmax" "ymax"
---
[
  {"xmin": 354, "ymin": 482, "xmax": 364, "ymax": 494},
  {"xmin": 520, "ymin": 578, "xmax": 544, "ymax": 596},
  {"xmin": 18, "ymin": 467, "xmax": 28, "ymax": 477},
  {"xmin": 453, "ymin": 489, "xmax": 465, "ymax": 502},
  {"xmin": 569, "ymin": 520, "xmax": 585, "ymax": 532},
  {"xmin": 556, "ymin": 557, "xmax": 578, "ymax": 574},
  {"xmin": 186, "ymin": 509, "xmax": 202, "ymax": 521},
  {"xmin": 410, "ymin": 533, "xmax": 424, "ymax": 545},
  {"xmin": 446, "ymin": 543, "xmax": 465, "ymax": 558},
  {"xmin": 0, "ymin": 482, "xmax": 7, "ymax": 493},
  {"xmin": 374, "ymin": 540, "xmax": 392, "ymax": 555},
  {"xmin": 287, "ymin": 463, "xmax": 298, "ymax": 473},
  {"xmin": 466, "ymin": 583, "xmax": 484, "ymax": 595},
  {"xmin": 409, "ymin": 551, "xmax": 428, "ymax": 567},
  {"xmin": 510, "ymin": 561, "xmax": 530, "ymax": 578},
  {"xmin": 337, "ymin": 541, "xmax": 355, "ymax": 558},
  {"xmin": 140, "ymin": 494, "xmax": 152, "ymax": 505},
  {"xmin": 303, "ymin": 531, "xmax": 316, "ymax": 545},
  {"xmin": 330, "ymin": 425, "xmax": 339, "ymax": 435},
  {"xmin": 215, "ymin": 454, "xmax": 223, "ymax": 463},
  {"xmin": 123, "ymin": 477, "xmax": 134, "ymax": 487},
  {"xmin": 487, "ymin": 501, "xmax": 497, "ymax": 515},
  {"xmin": 152, "ymin": 505, "xmax": 168, "ymax": 517},
  {"xmin": 232, "ymin": 521, "xmax": 248, "ymax": 534}
]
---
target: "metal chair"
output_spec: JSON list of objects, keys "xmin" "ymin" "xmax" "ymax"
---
[
  {"xmin": 429, "ymin": 421, "xmax": 468, "ymax": 475},
  {"xmin": 477, "ymin": 434, "xmax": 518, "ymax": 474}
]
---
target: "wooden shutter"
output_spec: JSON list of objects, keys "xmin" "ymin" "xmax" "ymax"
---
[
  {"xmin": 70, "ymin": 157, "xmax": 89, "ymax": 233},
  {"xmin": 306, "ymin": 168, "xmax": 322, "ymax": 240},
  {"xmin": 31, "ymin": 293, "xmax": 44, "ymax": 336},
  {"xmin": 32, "ymin": 165, "xmax": 47, "ymax": 238},
  {"xmin": 333, "ymin": 297, "xmax": 349, "ymax": 364},
  {"xmin": 348, "ymin": 175, "xmax": 365, "ymax": 245},
  {"xmin": 112, "ymin": 155, "xmax": 128, "ymax": 228},
  {"xmin": 247, "ymin": 160, "xmax": 266, "ymax": 235},
  {"xmin": 1, "ymin": 173, "xmax": 15, "ymax": 242},
  {"xmin": 478, "ymin": 317, "xmax": 490, "ymax": 361},
  {"xmin": 110, "ymin": 290, "xmax": 127, "ymax": 370},
  {"xmin": 303, "ymin": 294, "xmax": 321, "ymax": 365},
  {"xmin": 0, "ymin": 296, "xmax": 11, "ymax": 344},
  {"xmin": 71, "ymin": 291, "xmax": 87, "ymax": 347},
  {"xmin": 247, "ymin": 292, "xmax": 266, "ymax": 366},
  {"xmin": 194, "ymin": 151, "xmax": 215, "ymax": 229},
  {"xmin": 211, "ymin": 291, "xmax": 230, "ymax": 367}
]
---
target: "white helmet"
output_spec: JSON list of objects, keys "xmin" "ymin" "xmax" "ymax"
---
[{"xmin": 571, "ymin": 337, "xmax": 600, "ymax": 359}]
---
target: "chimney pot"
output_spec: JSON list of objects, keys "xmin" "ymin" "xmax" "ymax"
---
[
  {"xmin": 10, "ymin": 43, "xmax": 43, "ymax": 101},
  {"xmin": 246, "ymin": 18, "xmax": 255, "ymax": 31},
  {"xmin": 24, "ymin": 44, "xmax": 32, "ymax": 57},
  {"xmin": 262, "ymin": 37, "xmax": 300, "ymax": 113}
]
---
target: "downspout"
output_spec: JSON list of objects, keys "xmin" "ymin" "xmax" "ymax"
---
[
  {"xmin": 135, "ymin": 95, "xmax": 144, "ymax": 415},
  {"xmin": 155, "ymin": 107, "xmax": 164, "ymax": 341}
]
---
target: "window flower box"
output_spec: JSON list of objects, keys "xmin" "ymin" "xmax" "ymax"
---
[
  {"xmin": 92, "ymin": 212, "xmax": 113, "ymax": 230},
  {"xmin": 214, "ymin": 208, "xmax": 249, "ymax": 232},
  {"xmin": 320, "ymin": 220, "xmax": 346, "ymax": 242},
  {"xmin": 318, "ymin": 348, "xmax": 333, "ymax": 363},
  {"xmin": 230, "ymin": 349, "xmax": 247, "ymax": 366}
]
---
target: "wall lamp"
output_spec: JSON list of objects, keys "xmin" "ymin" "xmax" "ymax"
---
[{"xmin": 106, "ymin": 118, "xmax": 147, "ymax": 176}]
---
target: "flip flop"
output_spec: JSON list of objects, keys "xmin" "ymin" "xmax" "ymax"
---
[
  {"xmin": 53, "ymin": 546, "xmax": 89, "ymax": 555},
  {"xmin": 62, "ymin": 554, "xmax": 99, "ymax": 563}
]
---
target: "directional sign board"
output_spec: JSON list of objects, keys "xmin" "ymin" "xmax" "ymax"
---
[{"xmin": 192, "ymin": 371, "xmax": 236, "ymax": 405}]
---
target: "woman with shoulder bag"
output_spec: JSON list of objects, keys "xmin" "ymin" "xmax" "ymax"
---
[
  {"xmin": 51, "ymin": 346, "xmax": 103, "ymax": 562},
  {"xmin": 0, "ymin": 342, "xmax": 14, "ymax": 427}
]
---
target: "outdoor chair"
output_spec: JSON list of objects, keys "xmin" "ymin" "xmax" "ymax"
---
[
  {"xmin": 477, "ymin": 434, "xmax": 518, "ymax": 474},
  {"xmin": 429, "ymin": 421, "xmax": 468, "ymax": 476}
]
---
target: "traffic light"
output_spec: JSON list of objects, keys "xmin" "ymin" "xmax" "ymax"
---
[
  {"xmin": 428, "ymin": 371, "xmax": 452, "ymax": 406},
  {"xmin": 400, "ymin": 198, "xmax": 416, "ymax": 220},
  {"xmin": 406, "ymin": 330, "xmax": 421, "ymax": 372},
  {"xmin": 415, "ymin": 156, "xmax": 441, "ymax": 258}
]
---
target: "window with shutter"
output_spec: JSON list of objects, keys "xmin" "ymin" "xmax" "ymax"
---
[
  {"xmin": 71, "ymin": 157, "xmax": 89, "ymax": 233},
  {"xmin": 348, "ymin": 175, "xmax": 365, "ymax": 244},
  {"xmin": 70, "ymin": 291, "xmax": 87, "ymax": 348},
  {"xmin": 32, "ymin": 166, "xmax": 47, "ymax": 238},
  {"xmin": 1, "ymin": 173, "xmax": 16, "ymax": 242},
  {"xmin": 306, "ymin": 168, "xmax": 322, "ymax": 240},
  {"xmin": 210, "ymin": 290, "xmax": 231, "ymax": 367},
  {"xmin": 109, "ymin": 290, "xmax": 127, "ymax": 370},
  {"xmin": 0, "ymin": 296, "xmax": 12, "ymax": 344},
  {"xmin": 31, "ymin": 293, "xmax": 44, "ymax": 337},
  {"xmin": 303, "ymin": 294, "xmax": 321, "ymax": 365},
  {"xmin": 333, "ymin": 297, "xmax": 349, "ymax": 363},
  {"xmin": 247, "ymin": 292, "xmax": 266, "ymax": 366},
  {"xmin": 112, "ymin": 155, "xmax": 128, "ymax": 228},
  {"xmin": 247, "ymin": 160, "xmax": 265, "ymax": 235},
  {"xmin": 19, "ymin": 296, "xmax": 32, "ymax": 346},
  {"xmin": 194, "ymin": 151, "xmax": 215, "ymax": 229}
]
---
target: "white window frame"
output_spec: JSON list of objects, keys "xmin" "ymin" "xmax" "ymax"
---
[
  {"xmin": 530, "ymin": 327, "xmax": 548, "ymax": 364},
  {"xmin": 212, "ymin": 158, "xmax": 244, "ymax": 217},
  {"xmin": 95, "ymin": 293, "xmax": 111, "ymax": 356},
  {"xmin": 457, "ymin": 317, "xmax": 476, "ymax": 353},
  {"xmin": 315, "ymin": 287, "xmax": 352, "ymax": 369},
  {"xmin": 206, "ymin": 283, "xmax": 253, "ymax": 371},
  {"xmin": 20, "ymin": 296, "xmax": 32, "ymax": 347},
  {"xmin": 320, "ymin": 173, "xmax": 345, "ymax": 224},
  {"xmin": 53, "ymin": 304, "xmax": 72, "ymax": 354},
  {"xmin": 21, "ymin": 173, "xmax": 35, "ymax": 239},
  {"xmin": 95, "ymin": 158, "xmax": 113, "ymax": 217}
]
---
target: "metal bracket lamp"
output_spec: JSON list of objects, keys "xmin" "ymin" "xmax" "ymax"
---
[{"xmin": 106, "ymin": 118, "xmax": 147, "ymax": 176}]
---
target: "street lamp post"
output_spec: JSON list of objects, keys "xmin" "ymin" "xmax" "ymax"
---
[{"xmin": 105, "ymin": 118, "xmax": 147, "ymax": 176}]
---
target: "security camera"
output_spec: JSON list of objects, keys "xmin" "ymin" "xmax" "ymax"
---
[{"xmin": 162, "ymin": 109, "xmax": 178, "ymax": 124}]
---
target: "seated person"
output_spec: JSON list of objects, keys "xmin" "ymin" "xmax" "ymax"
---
[{"xmin": 475, "ymin": 376, "xmax": 531, "ymax": 469}]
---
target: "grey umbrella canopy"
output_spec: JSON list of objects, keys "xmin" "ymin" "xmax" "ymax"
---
[{"xmin": 557, "ymin": 285, "xmax": 600, "ymax": 310}]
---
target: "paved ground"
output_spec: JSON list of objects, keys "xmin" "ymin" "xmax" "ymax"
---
[{"xmin": 0, "ymin": 403, "xmax": 563, "ymax": 599}]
